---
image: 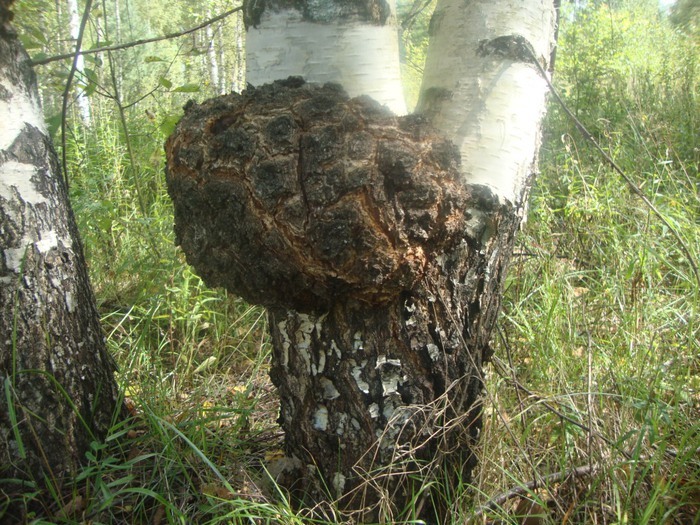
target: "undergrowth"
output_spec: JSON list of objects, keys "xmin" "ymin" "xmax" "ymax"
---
[{"xmin": 5, "ymin": 0, "xmax": 699, "ymax": 523}]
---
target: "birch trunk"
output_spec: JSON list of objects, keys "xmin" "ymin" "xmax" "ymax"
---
[
  {"xmin": 244, "ymin": 0, "xmax": 407, "ymax": 115},
  {"xmin": 418, "ymin": 0, "xmax": 557, "ymax": 204},
  {"xmin": 166, "ymin": 0, "xmax": 558, "ymax": 521},
  {"xmin": 204, "ymin": 7, "xmax": 222, "ymax": 95},
  {"xmin": 67, "ymin": 0, "xmax": 91, "ymax": 123},
  {"xmin": 0, "ymin": 8, "xmax": 120, "ymax": 516},
  {"xmin": 234, "ymin": 10, "xmax": 244, "ymax": 92}
]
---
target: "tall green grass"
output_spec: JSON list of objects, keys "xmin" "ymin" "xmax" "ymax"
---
[{"xmin": 5, "ymin": 0, "xmax": 698, "ymax": 523}]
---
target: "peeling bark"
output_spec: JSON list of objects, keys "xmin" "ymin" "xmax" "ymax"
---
[{"xmin": 0, "ymin": 11, "xmax": 119, "ymax": 514}]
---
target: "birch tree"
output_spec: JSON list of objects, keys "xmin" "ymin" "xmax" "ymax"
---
[
  {"xmin": 0, "ymin": 1, "xmax": 120, "ymax": 514},
  {"xmin": 166, "ymin": 0, "xmax": 558, "ymax": 520},
  {"xmin": 67, "ymin": 0, "xmax": 91, "ymax": 123}
]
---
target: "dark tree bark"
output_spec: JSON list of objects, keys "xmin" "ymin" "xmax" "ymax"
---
[
  {"xmin": 0, "ymin": 2, "xmax": 120, "ymax": 514},
  {"xmin": 166, "ymin": 78, "xmax": 521, "ymax": 521}
]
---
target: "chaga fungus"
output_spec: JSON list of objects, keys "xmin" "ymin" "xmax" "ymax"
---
[{"xmin": 165, "ymin": 77, "xmax": 468, "ymax": 312}]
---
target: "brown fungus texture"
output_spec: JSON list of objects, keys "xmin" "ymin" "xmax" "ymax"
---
[{"xmin": 165, "ymin": 77, "xmax": 469, "ymax": 312}]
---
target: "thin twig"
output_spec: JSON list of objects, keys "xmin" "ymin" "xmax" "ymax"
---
[
  {"xmin": 60, "ymin": 0, "xmax": 93, "ymax": 188},
  {"xmin": 525, "ymin": 46, "xmax": 700, "ymax": 288},
  {"xmin": 472, "ymin": 442, "xmax": 700, "ymax": 519},
  {"xmin": 471, "ymin": 464, "xmax": 597, "ymax": 518},
  {"xmin": 31, "ymin": 5, "xmax": 243, "ymax": 67}
]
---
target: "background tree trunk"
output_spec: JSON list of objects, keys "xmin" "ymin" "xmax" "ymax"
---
[
  {"xmin": 67, "ymin": 0, "xmax": 91, "ymax": 124},
  {"xmin": 0, "ymin": 5, "xmax": 120, "ymax": 514}
]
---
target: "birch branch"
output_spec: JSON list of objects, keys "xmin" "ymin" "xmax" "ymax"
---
[{"xmin": 31, "ymin": 5, "xmax": 243, "ymax": 67}]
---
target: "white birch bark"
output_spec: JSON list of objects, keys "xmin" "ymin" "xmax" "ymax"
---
[
  {"xmin": 205, "ymin": 8, "xmax": 222, "ymax": 94},
  {"xmin": 418, "ymin": 0, "xmax": 557, "ymax": 204},
  {"xmin": 245, "ymin": 1, "xmax": 407, "ymax": 115},
  {"xmin": 235, "ymin": 11, "xmax": 245, "ymax": 92},
  {"xmin": 67, "ymin": 0, "xmax": 91, "ymax": 123}
]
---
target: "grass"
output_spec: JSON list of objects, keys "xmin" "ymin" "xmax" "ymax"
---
[
  {"xmin": 5, "ymin": 1, "xmax": 700, "ymax": 523},
  {"xmin": 10, "ymin": 103, "xmax": 694, "ymax": 524}
]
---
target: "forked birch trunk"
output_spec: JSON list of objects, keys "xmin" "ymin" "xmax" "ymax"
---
[
  {"xmin": 166, "ymin": 0, "xmax": 558, "ymax": 521},
  {"xmin": 0, "ymin": 6, "xmax": 119, "ymax": 516}
]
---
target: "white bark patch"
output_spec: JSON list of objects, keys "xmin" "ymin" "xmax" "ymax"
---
[
  {"xmin": 368, "ymin": 402, "xmax": 380, "ymax": 419},
  {"xmin": 404, "ymin": 299, "xmax": 416, "ymax": 326},
  {"xmin": 312, "ymin": 405, "xmax": 329, "ymax": 431},
  {"xmin": 427, "ymin": 343, "xmax": 440, "ymax": 361},
  {"xmin": 353, "ymin": 331, "xmax": 364, "ymax": 352},
  {"xmin": 0, "ymin": 161, "xmax": 49, "ymax": 204},
  {"xmin": 381, "ymin": 375, "xmax": 400, "ymax": 396},
  {"xmin": 382, "ymin": 394, "xmax": 401, "ymax": 420},
  {"xmin": 295, "ymin": 314, "xmax": 315, "ymax": 373},
  {"xmin": 320, "ymin": 377, "xmax": 340, "ymax": 400},
  {"xmin": 1, "ymin": 163, "xmax": 69, "ymax": 273},
  {"xmin": 420, "ymin": 0, "xmax": 555, "ymax": 203},
  {"xmin": 314, "ymin": 350, "xmax": 325, "ymax": 375},
  {"xmin": 277, "ymin": 319, "xmax": 291, "ymax": 368},
  {"xmin": 330, "ymin": 340, "xmax": 341, "ymax": 359},
  {"xmin": 376, "ymin": 355, "xmax": 401, "ymax": 368},
  {"xmin": 0, "ymin": 80, "xmax": 47, "ymax": 151},
  {"xmin": 380, "ymin": 405, "xmax": 414, "ymax": 449},
  {"xmin": 35, "ymin": 230, "xmax": 59, "ymax": 254},
  {"xmin": 376, "ymin": 355, "xmax": 402, "ymax": 396},
  {"xmin": 351, "ymin": 359, "xmax": 370, "ymax": 393},
  {"xmin": 246, "ymin": 9, "xmax": 406, "ymax": 115},
  {"xmin": 332, "ymin": 472, "xmax": 346, "ymax": 496},
  {"xmin": 4, "ymin": 246, "xmax": 28, "ymax": 274}
]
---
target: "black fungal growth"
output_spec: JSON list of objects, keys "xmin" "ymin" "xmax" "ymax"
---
[{"xmin": 165, "ymin": 78, "xmax": 472, "ymax": 312}]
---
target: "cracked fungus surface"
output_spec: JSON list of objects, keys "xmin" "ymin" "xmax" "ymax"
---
[{"xmin": 166, "ymin": 77, "xmax": 468, "ymax": 312}]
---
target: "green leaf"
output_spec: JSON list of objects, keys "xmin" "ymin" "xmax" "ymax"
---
[
  {"xmin": 84, "ymin": 55, "xmax": 103, "ymax": 66},
  {"xmin": 30, "ymin": 52, "xmax": 49, "ymax": 63},
  {"xmin": 83, "ymin": 82, "xmax": 98, "ymax": 97},
  {"xmin": 83, "ymin": 68, "xmax": 99, "ymax": 83},
  {"xmin": 173, "ymin": 83, "xmax": 200, "ymax": 93},
  {"xmin": 159, "ymin": 114, "xmax": 182, "ymax": 137},
  {"xmin": 46, "ymin": 114, "xmax": 62, "ymax": 137},
  {"xmin": 19, "ymin": 34, "xmax": 41, "ymax": 50},
  {"xmin": 144, "ymin": 55, "xmax": 165, "ymax": 63},
  {"xmin": 158, "ymin": 77, "xmax": 173, "ymax": 89},
  {"xmin": 90, "ymin": 40, "xmax": 112, "ymax": 49}
]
